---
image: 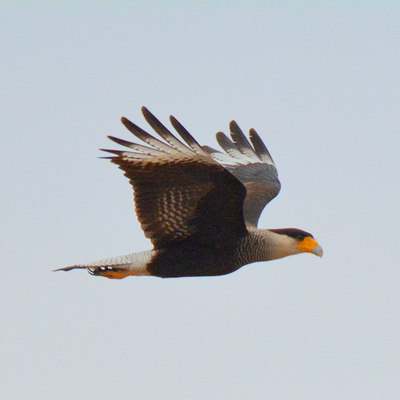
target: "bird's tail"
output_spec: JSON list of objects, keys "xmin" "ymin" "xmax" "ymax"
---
[{"xmin": 53, "ymin": 250, "xmax": 156, "ymax": 279}]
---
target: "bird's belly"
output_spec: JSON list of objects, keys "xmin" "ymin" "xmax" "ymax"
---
[{"xmin": 148, "ymin": 243, "xmax": 242, "ymax": 278}]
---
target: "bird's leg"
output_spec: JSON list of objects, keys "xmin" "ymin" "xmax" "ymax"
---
[{"xmin": 88, "ymin": 266, "xmax": 143, "ymax": 279}]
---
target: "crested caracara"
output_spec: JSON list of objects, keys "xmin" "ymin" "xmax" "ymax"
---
[{"xmin": 55, "ymin": 107, "xmax": 322, "ymax": 278}]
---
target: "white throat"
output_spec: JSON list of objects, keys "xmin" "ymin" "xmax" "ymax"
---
[{"xmin": 263, "ymin": 229, "xmax": 301, "ymax": 260}]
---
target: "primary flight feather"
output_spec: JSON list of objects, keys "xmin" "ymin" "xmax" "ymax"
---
[{"xmin": 55, "ymin": 107, "xmax": 322, "ymax": 279}]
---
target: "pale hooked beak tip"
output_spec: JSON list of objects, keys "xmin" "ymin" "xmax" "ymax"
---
[{"xmin": 312, "ymin": 245, "xmax": 323, "ymax": 258}]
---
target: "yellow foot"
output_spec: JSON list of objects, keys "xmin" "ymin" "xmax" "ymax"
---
[{"xmin": 88, "ymin": 266, "xmax": 134, "ymax": 279}]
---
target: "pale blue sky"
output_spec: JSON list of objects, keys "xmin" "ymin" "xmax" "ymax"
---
[{"xmin": 1, "ymin": 2, "xmax": 399, "ymax": 399}]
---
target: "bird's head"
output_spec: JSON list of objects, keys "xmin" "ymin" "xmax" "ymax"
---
[{"xmin": 269, "ymin": 228, "xmax": 323, "ymax": 258}]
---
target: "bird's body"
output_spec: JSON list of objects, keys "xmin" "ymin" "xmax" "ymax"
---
[{"xmin": 55, "ymin": 107, "xmax": 322, "ymax": 279}]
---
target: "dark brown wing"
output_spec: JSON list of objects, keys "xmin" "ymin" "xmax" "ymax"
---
[
  {"xmin": 203, "ymin": 121, "xmax": 281, "ymax": 227},
  {"xmin": 102, "ymin": 107, "xmax": 247, "ymax": 249}
]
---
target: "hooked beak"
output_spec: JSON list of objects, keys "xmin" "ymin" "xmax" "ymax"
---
[
  {"xmin": 311, "ymin": 245, "xmax": 323, "ymax": 257},
  {"xmin": 298, "ymin": 236, "xmax": 323, "ymax": 257}
]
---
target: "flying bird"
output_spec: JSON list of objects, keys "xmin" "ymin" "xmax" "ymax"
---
[{"xmin": 55, "ymin": 107, "xmax": 322, "ymax": 279}]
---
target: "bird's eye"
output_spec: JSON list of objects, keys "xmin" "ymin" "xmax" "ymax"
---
[{"xmin": 297, "ymin": 235, "xmax": 305, "ymax": 240}]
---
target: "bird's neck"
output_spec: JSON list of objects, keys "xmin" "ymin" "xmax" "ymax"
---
[{"xmin": 241, "ymin": 228, "xmax": 299, "ymax": 263}]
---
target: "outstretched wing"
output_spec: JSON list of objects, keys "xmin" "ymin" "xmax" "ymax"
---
[
  {"xmin": 203, "ymin": 121, "xmax": 281, "ymax": 227},
  {"xmin": 103, "ymin": 107, "xmax": 247, "ymax": 249}
]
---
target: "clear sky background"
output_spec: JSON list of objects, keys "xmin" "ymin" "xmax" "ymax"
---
[{"xmin": 1, "ymin": 2, "xmax": 399, "ymax": 399}]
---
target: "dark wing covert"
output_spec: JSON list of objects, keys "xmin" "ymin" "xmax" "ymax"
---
[{"xmin": 102, "ymin": 107, "xmax": 247, "ymax": 249}]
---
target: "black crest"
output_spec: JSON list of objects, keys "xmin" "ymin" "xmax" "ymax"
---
[{"xmin": 269, "ymin": 228, "xmax": 313, "ymax": 240}]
